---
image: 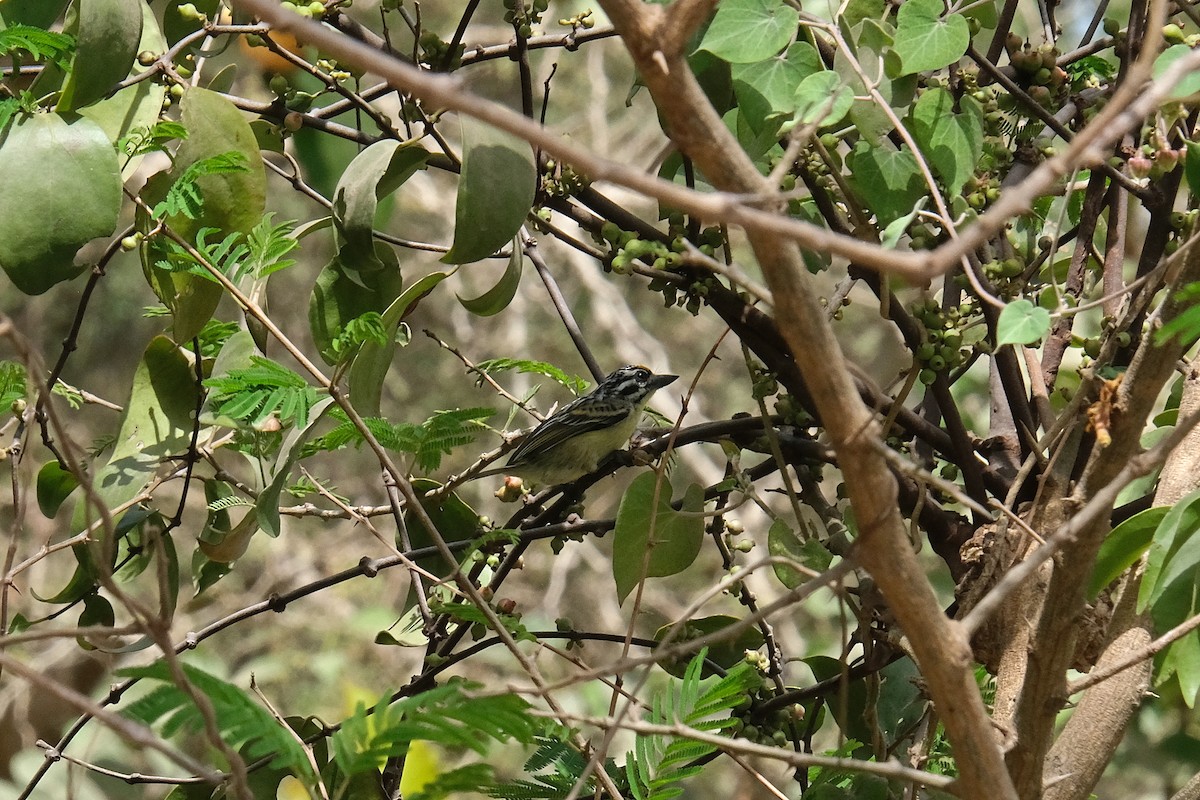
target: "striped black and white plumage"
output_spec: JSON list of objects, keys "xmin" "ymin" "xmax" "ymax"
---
[{"xmin": 497, "ymin": 365, "xmax": 677, "ymax": 485}]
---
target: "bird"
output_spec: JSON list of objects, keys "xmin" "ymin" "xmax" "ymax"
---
[{"xmin": 475, "ymin": 364, "xmax": 678, "ymax": 486}]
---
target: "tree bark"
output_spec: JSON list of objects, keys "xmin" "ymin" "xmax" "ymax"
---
[{"xmin": 594, "ymin": 2, "xmax": 1018, "ymax": 798}]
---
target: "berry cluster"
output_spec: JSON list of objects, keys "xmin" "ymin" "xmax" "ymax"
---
[
  {"xmin": 418, "ymin": 31, "xmax": 463, "ymax": 69},
  {"xmin": 1004, "ymin": 37, "xmax": 1068, "ymax": 107},
  {"xmin": 726, "ymin": 663, "xmax": 802, "ymax": 748},
  {"xmin": 277, "ymin": 1, "xmax": 331, "ymax": 19},
  {"xmin": 539, "ymin": 157, "xmax": 589, "ymax": 198},
  {"xmin": 503, "ymin": 0, "xmax": 549, "ymax": 38},
  {"xmin": 910, "ymin": 298, "xmax": 977, "ymax": 386}
]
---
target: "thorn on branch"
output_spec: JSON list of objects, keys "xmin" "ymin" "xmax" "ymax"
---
[{"xmin": 651, "ymin": 49, "xmax": 669, "ymax": 75}]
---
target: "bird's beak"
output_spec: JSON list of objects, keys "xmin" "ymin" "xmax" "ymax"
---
[{"xmin": 649, "ymin": 373, "xmax": 679, "ymax": 390}]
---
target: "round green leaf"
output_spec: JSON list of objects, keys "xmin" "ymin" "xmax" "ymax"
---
[
  {"xmin": 995, "ymin": 299, "xmax": 1051, "ymax": 346},
  {"xmin": 1155, "ymin": 45, "xmax": 1200, "ymax": 100},
  {"xmin": 79, "ymin": 0, "xmax": 167, "ymax": 168},
  {"xmin": 767, "ymin": 518, "xmax": 832, "ymax": 589},
  {"xmin": 794, "ymin": 70, "xmax": 854, "ymax": 127},
  {"xmin": 174, "ymin": 87, "xmax": 267, "ymax": 236},
  {"xmin": 143, "ymin": 87, "xmax": 267, "ymax": 342},
  {"xmin": 846, "ymin": 140, "xmax": 924, "ymax": 225},
  {"xmin": 893, "ymin": 0, "xmax": 969, "ymax": 76},
  {"xmin": 654, "ymin": 615, "xmax": 765, "ymax": 678},
  {"xmin": 731, "ymin": 42, "xmax": 821, "ymax": 130},
  {"xmin": 909, "ymin": 88, "xmax": 984, "ymax": 192},
  {"xmin": 0, "ymin": 0, "xmax": 71, "ymax": 27},
  {"xmin": 698, "ymin": 0, "xmax": 799, "ymax": 64},
  {"xmin": 36, "ymin": 461, "xmax": 78, "ymax": 519},
  {"xmin": 613, "ymin": 473, "xmax": 705, "ymax": 605},
  {"xmin": 59, "ymin": 0, "xmax": 144, "ymax": 112},
  {"xmin": 0, "ymin": 113, "xmax": 121, "ymax": 294},
  {"xmin": 442, "ymin": 116, "xmax": 535, "ymax": 265}
]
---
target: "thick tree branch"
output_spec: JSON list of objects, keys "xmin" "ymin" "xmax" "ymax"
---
[
  {"xmin": 1005, "ymin": 221, "xmax": 1200, "ymax": 796},
  {"xmin": 593, "ymin": 1, "xmax": 1017, "ymax": 797}
]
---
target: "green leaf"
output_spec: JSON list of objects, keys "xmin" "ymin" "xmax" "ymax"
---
[
  {"xmin": 689, "ymin": 49, "xmax": 735, "ymax": 115},
  {"xmin": 1140, "ymin": 487, "xmax": 1200, "ymax": 611},
  {"xmin": 442, "ymin": 115, "xmax": 536, "ymax": 264},
  {"xmin": 154, "ymin": 152, "xmax": 250, "ymax": 220},
  {"xmin": 141, "ymin": 89, "xmax": 266, "ymax": 342},
  {"xmin": 173, "ymin": 88, "xmax": 266, "ymax": 235},
  {"xmin": 698, "ymin": 0, "xmax": 799, "ymax": 64},
  {"xmin": 0, "ymin": 0, "xmax": 71, "ymax": 28},
  {"xmin": 69, "ymin": 336, "xmax": 198, "ymax": 579},
  {"xmin": 1185, "ymin": 141, "xmax": 1200, "ymax": 199},
  {"xmin": 308, "ymin": 252, "xmax": 405, "ymax": 365},
  {"xmin": 767, "ymin": 518, "xmax": 832, "ymax": 588},
  {"xmin": 1087, "ymin": 506, "xmax": 1167, "ymax": 600},
  {"xmin": 401, "ymin": 479, "xmax": 483, "ymax": 590},
  {"xmin": 613, "ymin": 474, "xmax": 706, "ymax": 605},
  {"xmin": 58, "ymin": 0, "xmax": 143, "ymax": 112},
  {"xmin": 1161, "ymin": 631, "xmax": 1200, "ymax": 707},
  {"xmin": 995, "ymin": 299, "xmax": 1051, "ymax": 346},
  {"xmin": 36, "ymin": 461, "xmax": 78, "ymax": 519},
  {"xmin": 120, "ymin": 120, "xmax": 187, "ymax": 160},
  {"xmin": 80, "ymin": 0, "xmax": 166, "ymax": 172},
  {"xmin": 475, "ymin": 358, "xmax": 589, "ymax": 394},
  {"xmin": 0, "ymin": 361, "xmax": 27, "ymax": 409},
  {"xmin": 892, "ymin": 0, "xmax": 969, "ymax": 76},
  {"xmin": 1154, "ymin": 45, "xmax": 1200, "ymax": 100},
  {"xmin": 458, "ymin": 239, "xmax": 523, "ymax": 316},
  {"xmin": 334, "ymin": 686, "xmax": 534, "ymax": 780},
  {"xmin": 76, "ymin": 594, "xmax": 115, "ymax": 650},
  {"xmin": 203, "ymin": 356, "xmax": 319, "ymax": 429},
  {"xmin": 841, "ymin": 0, "xmax": 885, "ymax": 30},
  {"xmin": 654, "ymin": 616, "xmax": 765, "ymax": 678},
  {"xmin": 625, "ymin": 654, "xmax": 760, "ymax": 799},
  {"xmin": 255, "ymin": 397, "xmax": 335, "ymax": 538},
  {"xmin": 909, "ymin": 88, "xmax": 984, "ymax": 193},
  {"xmin": 845, "ymin": 140, "xmax": 924, "ymax": 225},
  {"xmin": 390, "ymin": 408, "xmax": 494, "ymax": 472},
  {"xmin": 794, "ymin": 70, "xmax": 854, "ymax": 127},
  {"xmin": 193, "ymin": 480, "xmax": 242, "ymax": 592},
  {"xmin": 730, "ymin": 42, "xmax": 821, "ymax": 131},
  {"xmin": 0, "ymin": 113, "xmax": 121, "ymax": 294},
  {"xmin": 120, "ymin": 660, "xmax": 315, "ymax": 778},
  {"xmin": 1155, "ymin": 283, "xmax": 1200, "ymax": 348},
  {"xmin": 729, "ymin": 106, "xmax": 782, "ymax": 163},
  {"xmin": 0, "ymin": 24, "xmax": 74, "ymax": 68},
  {"xmin": 333, "ymin": 139, "xmax": 428, "ymax": 273},
  {"xmin": 880, "ymin": 197, "xmax": 928, "ymax": 249},
  {"xmin": 350, "ymin": 270, "xmax": 453, "ymax": 416},
  {"xmin": 837, "ymin": 18, "xmax": 916, "ymax": 144}
]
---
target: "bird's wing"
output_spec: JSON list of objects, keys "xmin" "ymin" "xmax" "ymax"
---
[{"xmin": 505, "ymin": 397, "xmax": 630, "ymax": 466}]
